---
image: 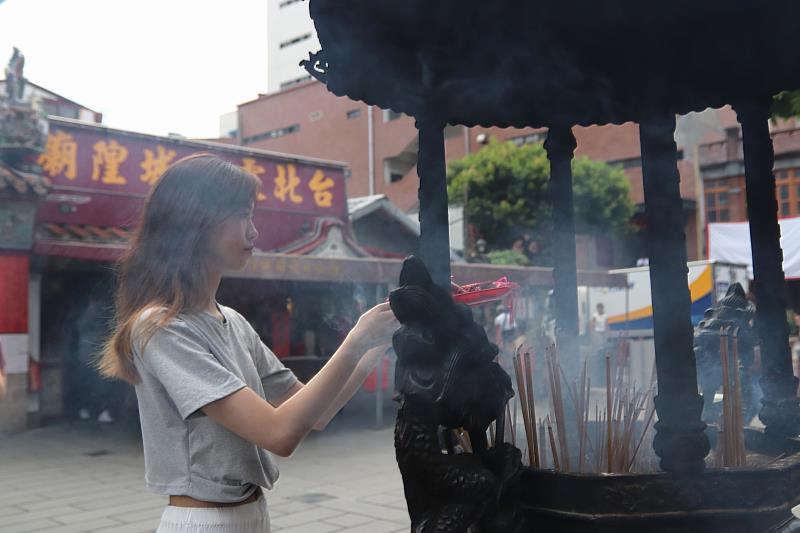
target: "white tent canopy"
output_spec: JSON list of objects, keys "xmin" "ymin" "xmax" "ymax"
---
[{"xmin": 708, "ymin": 217, "xmax": 800, "ymax": 279}]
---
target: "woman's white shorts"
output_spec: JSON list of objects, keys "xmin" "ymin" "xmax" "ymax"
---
[{"xmin": 156, "ymin": 494, "xmax": 269, "ymax": 533}]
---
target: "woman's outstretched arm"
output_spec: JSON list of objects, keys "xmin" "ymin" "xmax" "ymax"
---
[{"xmin": 203, "ymin": 302, "xmax": 396, "ymax": 456}]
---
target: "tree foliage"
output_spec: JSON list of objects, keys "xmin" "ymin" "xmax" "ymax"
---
[
  {"xmin": 487, "ymin": 249, "xmax": 530, "ymax": 266},
  {"xmin": 447, "ymin": 138, "xmax": 634, "ymax": 261},
  {"xmin": 772, "ymin": 91, "xmax": 800, "ymax": 120}
]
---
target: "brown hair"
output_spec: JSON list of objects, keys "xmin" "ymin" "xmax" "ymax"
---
[{"xmin": 98, "ymin": 154, "xmax": 261, "ymax": 383}]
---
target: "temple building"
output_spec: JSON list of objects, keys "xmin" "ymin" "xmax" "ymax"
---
[{"xmin": 234, "ymin": 79, "xmax": 708, "ymax": 266}]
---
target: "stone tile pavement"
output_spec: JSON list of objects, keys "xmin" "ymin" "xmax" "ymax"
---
[{"xmin": 0, "ymin": 392, "xmax": 410, "ymax": 532}]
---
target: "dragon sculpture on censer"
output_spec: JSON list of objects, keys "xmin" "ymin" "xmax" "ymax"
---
[{"xmin": 389, "ymin": 256, "xmax": 528, "ymax": 533}]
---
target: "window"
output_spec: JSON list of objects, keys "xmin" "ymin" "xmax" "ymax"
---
[
  {"xmin": 279, "ymin": 74, "xmax": 312, "ymax": 90},
  {"xmin": 510, "ymin": 132, "xmax": 547, "ymax": 146},
  {"xmin": 705, "ymin": 178, "xmax": 743, "ymax": 223},
  {"xmin": 384, "ymin": 156, "xmax": 415, "ymax": 184},
  {"xmin": 279, "ymin": 33, "xmax": 312, "ymax": 49},
  {"xmin": 382, "ymin": 109, "xmax": 402, "ymax": 122},
  {"xmin": 346, "ymin": 109, "xmax": 361, "ymax": 119},
  {"xmin": 279, "ymin": 0, "xmax": 303, "ymax": 7},
  {"xmin": 608, "ymin": 156, "xmax": 643, "ymax": 169},
  {"xmin": 242, "ymin": 124, "xmax": 300, "ymax": 144},
  {"xmin": 706, "ymin": 169, "xmax": 800, "ymax": 222},
  {"xmin": 769, "ymin": 168, "xmax": 800, "ymax": 218}
]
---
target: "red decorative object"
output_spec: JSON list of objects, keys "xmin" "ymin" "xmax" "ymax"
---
[{"xmin": 451, "ymin": 277, "xmax": 519, "ymax": 307}]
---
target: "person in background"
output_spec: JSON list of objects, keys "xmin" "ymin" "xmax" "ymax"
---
[
  {"xmin": 524, "ymin": 239, "xmax": 540, "ymax": 264},
  {"xmin": 590, "ymin": 302, "xmax": 608, "ymax": 345},
  {"xmin": 470, "ymin": 238, "xmax": 489, "ymax": 263},
  {"xmin": 0, "ymin": 339, "xmax": 6, "ymax": 400},
  {"xmin": 74, "ymin": 298, "xmax": 115, "ymax": 423},
  {"xmin": 494, "ymin": 304, "xmax": 517, "ymax": 374},
  {"xmin": 511, "ymin": 236, "xmax": 525, "ymax": 255}
]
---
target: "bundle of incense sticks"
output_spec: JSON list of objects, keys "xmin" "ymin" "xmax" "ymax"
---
[
  {"xmin": 544, "ymin": 344, "xmax": 569, "ymax": 471},
  {"xmin": 719, "ymin": 327, "xmax": 746, "ymax": 467},
  {"xmin": 513, "ymin": 344, "xmax": 539, "ymax": 467},
  {"xmin": 517, "ymin": 341, "xmax": 657, "ymax": 474}
]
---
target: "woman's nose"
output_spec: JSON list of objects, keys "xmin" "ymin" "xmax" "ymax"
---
[{"xmin": 247, "ymin": 219, "xmax": 259, "ymax": 241}]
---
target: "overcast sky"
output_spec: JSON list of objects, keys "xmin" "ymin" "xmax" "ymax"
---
[{"xmin": 0, "ymin": 0, "xmax": 270, "ymax": 138}]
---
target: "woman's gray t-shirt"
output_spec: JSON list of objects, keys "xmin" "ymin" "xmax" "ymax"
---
[{"xmin": 132, "ymin": 304, "xmax": 298, "ymax": 503}]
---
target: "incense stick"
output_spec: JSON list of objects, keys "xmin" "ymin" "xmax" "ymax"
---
[
  {"xmin": 731, "ymin": 328, "xmax": 745, "ymax": 466},
  {"xmin": 513, "ymin": 350, "xmax": 535, "ymax": 467},
  {"xmin": 539, "ymin": 418, "xmax": 547, "ymax": 469},
  {"xmin": 605, "ymin": 354, "xmax": 613, "ymax": 473},
  {"xmin": 524, "ymin": 349, "xmax": 540, "ymax": 468},
  {"xmin": 720, "ymin": 327, "xmax": 732, "ymax": 466},
  {"xmin": 547, "ymin": 345, "xmax": 569, "ymax": 471},
  {"xmin": 546, "ymin": 415, "xmax": 560, "ymax": 471}
]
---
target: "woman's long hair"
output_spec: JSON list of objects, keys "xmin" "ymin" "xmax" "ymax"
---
[{"xmin": 99, "ymin": 154, "xmax": 261, "ymax": 383}]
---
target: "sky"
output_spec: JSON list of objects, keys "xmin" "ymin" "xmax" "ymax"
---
[{"xmin": 0, "ymin": 0, "xmax": 270, "ymax": 138}]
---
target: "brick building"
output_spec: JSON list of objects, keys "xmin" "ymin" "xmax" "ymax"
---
[
  {"xmin": 700, "ymin": 111, "xmax": 800, "ymax": 224},
  {"xmin": 236, "ymin": 80, "xmax": 703, "ymax": 265}
]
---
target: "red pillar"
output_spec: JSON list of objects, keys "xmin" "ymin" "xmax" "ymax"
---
[{"xmin": 0, "ymin": 254, "xmax": 29, "ymax": 334}]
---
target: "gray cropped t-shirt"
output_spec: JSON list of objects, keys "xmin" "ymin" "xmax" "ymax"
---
[{"xmin": 132, "ymin": 304, "xmax": 298, "ymax": 503}]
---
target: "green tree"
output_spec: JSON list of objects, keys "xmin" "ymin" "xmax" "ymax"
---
[
  {"xmin": 772, "ymin": 91, "xmax": 800, "ymax": 120},
  {"xmin": 447, "ymin": 138, "xmax": 634, "ymax": 264}
]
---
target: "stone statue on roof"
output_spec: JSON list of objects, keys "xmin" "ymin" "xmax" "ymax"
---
[{"xmin": 5, "ymin": 47, "xmax": 26, "ymax": 103}]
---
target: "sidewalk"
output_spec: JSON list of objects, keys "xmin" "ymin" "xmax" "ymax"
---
[{"xmin": 0, "ymin": 390, "xmax": 409, "ymax": 533}]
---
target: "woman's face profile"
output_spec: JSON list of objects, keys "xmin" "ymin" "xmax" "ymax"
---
[{"xmin": 207, "ymin": 202, "xmax": 258, "ymax": 272}]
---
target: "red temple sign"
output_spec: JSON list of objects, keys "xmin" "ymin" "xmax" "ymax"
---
[{"xmin": 35, "ymin": 118, "xmax": 348, "ymax": 252}]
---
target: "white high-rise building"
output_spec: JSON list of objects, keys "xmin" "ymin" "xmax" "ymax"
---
[{"xmin": 267, "ymin": 0, "xmax": 319, "ymax": 93}]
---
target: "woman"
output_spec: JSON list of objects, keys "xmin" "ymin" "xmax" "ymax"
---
[{"xmin": 99, "ymin": 154, "xmax": 397, "ymax": 532}]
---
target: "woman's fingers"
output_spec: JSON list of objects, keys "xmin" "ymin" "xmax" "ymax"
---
[{"xmin": 347, "ymin": 302, "xmax": 399, "ymax": 354}]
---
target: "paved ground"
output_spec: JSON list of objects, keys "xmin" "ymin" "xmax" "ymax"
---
[{"xmin": 0, "ymin": 391, "xmax": 409, "ymax": 533}]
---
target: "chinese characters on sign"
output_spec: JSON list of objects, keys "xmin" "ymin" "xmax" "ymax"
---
[
  {"xmin": 39, "ymin": 131, "xmax": 77, "ymax": 180},
  {"xmin": 37, "ymin": 126, "xmax": 344, "ymax": 214},
  {"xmin": 140, "ymin": 146, "xmax": 177, "ymax": 185},
  {"xmin": 91, "ymin": 140, "xmax": 128, "ymax": 185}
]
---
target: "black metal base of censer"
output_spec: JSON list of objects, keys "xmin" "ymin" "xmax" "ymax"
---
[{"xmin": 519, "ymin": 428, "xmax": 800, "ymax": 533}]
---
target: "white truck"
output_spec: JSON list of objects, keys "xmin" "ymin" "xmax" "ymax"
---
[{"xmin": 578, "ymin": 260, "xmax": 750, "ymax": 386}]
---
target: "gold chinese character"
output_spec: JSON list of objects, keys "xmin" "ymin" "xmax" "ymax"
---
[
  {"xmin": 274, "ymin": 164, "xmax": 302, "ymax": 204},
  {"xmin": 309, "ymin": 170, "xmax": 335, "ymax": 208},
  {"xmin": 242, "ymin": 158, "xmax": 267, "ymax": 201},
  {"xmin": 38, "ymin": 131, "xmax": 77, "ymax": 179},
  {"xmin": 140, "ymin": 145, "xmax": 176, "ymax": 185},
  {"xmin": 91, "ymin": 140, "xmax": 128, "ymax": 185}
]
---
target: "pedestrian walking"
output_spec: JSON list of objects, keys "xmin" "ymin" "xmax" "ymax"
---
[{"xmin": 98, "ymin": 154, "xmax": 397, "ymax": 533}]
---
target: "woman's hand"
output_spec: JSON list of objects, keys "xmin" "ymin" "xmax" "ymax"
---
[
  {"xmin": 344, "ymin": 302, "xmax": 398, "ymax": 355},
  {"xmin": 362, "ymin": 342, "xmax": 392, "ymax": 369}
]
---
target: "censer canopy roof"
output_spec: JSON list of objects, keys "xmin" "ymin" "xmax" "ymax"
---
[{"xmin": 304, "ymin": 0, "xmax": 800, "ymax": 127}]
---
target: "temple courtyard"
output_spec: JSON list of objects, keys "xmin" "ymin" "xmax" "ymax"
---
[{"xmin": 0, "ymin": 391, "xmax": 409, "ymax": 533}]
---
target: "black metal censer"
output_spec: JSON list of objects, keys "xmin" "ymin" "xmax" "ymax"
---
[{"xmin": 301, "ymin": 2, "xmax": 800, "ymax": 531}]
